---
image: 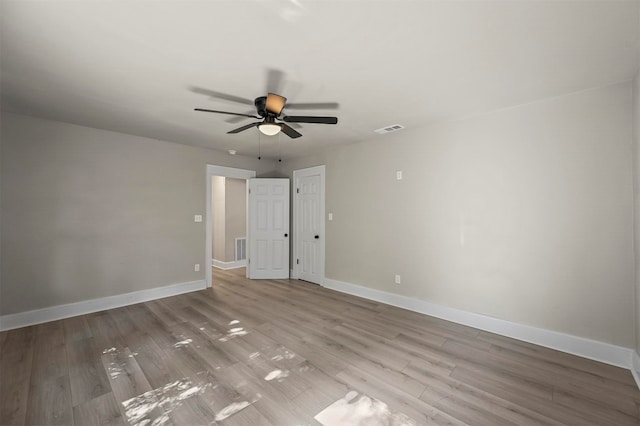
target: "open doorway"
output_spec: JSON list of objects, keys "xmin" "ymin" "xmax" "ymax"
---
[
  {"xmin": 211, "ymin": 176, "xmax": 247, "ymax": 270},
  {"xmin": 205, "ymin": 165, "xmax": 256, "ymax": 288}
]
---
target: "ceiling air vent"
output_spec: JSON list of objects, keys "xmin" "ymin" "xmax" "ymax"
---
[{"xmin": 374, "ymin": 124, "xmax": 405, "ymax": 135}]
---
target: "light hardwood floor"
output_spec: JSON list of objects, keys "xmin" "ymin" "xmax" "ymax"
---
[{"xmin": 1, "ymin": 268, "xmax": 639, "ymax": 425}]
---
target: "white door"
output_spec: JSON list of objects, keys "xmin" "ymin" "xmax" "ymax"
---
[
  {"xmin": 294, "ymin": 166, "xmax": 325, "ymax": 284},
  {"xmin": 247, "ymin": 178, "xmax": 290, "ymax": 279}
]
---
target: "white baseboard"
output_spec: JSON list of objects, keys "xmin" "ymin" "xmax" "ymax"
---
[
  {"xmin": 632, "ymin": 351, "xmax": 640, "ymax": 390},
  {"xmin": 212, "ymin": 258, "xmax": 247, "ymax": 270},
  {"xmin": 290, "ymin": 269, "xmax": 296, "ymax": 279},
  {"xmin": 323, "ymin": 278, "xmax": 635, "ymax": 373},
  {"xmin": 0, "ymin": 279, "xmax": 206, "ymax": 331}
]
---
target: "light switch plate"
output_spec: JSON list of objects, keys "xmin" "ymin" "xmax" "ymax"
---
[
  {"xmin": 328, "ymin": 213, "xmax": 333, "ymax": 221},
  {"xmin": 194, "ymin": 215, "xmax": 203, "ymax": 222},
  {"xmin": 396, "ymin": 171, "xmax": 403, "ymax": 180}
]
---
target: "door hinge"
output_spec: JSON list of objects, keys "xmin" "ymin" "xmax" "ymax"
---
[
  {"xmin": 248, "ymin": 188, "xmax": 251, "ymax": 194},
  {"xmin": 296, "ymin": 188, "xmax": 299, "ymax": 194},
  {"xmin": 296, "ymin": 259, "xmax": 299, "ymax": 264}
]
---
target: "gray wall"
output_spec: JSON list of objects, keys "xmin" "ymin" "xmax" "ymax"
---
[
  {"xmin": 0, "ymin": 112, "xmax": 275, "ymax": 315},
  {"xmin": 224, "ymin": 178, "xmax": 246, "ymax": 262},
  {"xmin": 281, "ymin": 82, "xmax": 635, "ymax": 348},
  {"xmin": 212, "ymin": 176, "xmax": 226, "ymax": 262}
]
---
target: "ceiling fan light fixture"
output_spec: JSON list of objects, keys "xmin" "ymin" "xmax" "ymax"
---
[
  {"xmin": 266, "ymin": 93, "xmax": 287, "ymax": 115},
  {"xmin": 258, "ymin": 123, "xmax": 281, "ymax": 136}
]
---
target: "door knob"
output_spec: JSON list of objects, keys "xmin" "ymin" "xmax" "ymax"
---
[
  {"xmin": 314, "ymin": 235, "xmax": 319, "ymax": 239},
  {"xmin": 284, "ymin": 233, "xmax": 288, "ymax": 237}
]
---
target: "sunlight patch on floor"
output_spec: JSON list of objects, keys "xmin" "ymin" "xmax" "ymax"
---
[
  {"xmin": 214, "ymin": 401, "xmax": 252, "ymax": 421},
  {"xmin": 314, "ymin": 391, "xmax": 417, "ymax": 426},
  {"xmin": 218, "ymin": 327, "xmax": 248, "ymax": 342},
  {"xmin": 264, "ymin": 369, "xmax": 290, "ymax": 382},
  {"xmin": 122, "ymin": 378, "xmax": 216, "ymax": 425},
  {"xmin": 172, "ymin": 338, "xmax": 193, "ymax": 348}
]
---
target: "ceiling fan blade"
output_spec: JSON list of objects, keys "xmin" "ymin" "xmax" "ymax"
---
[
  {"xmin": 283, "ymin": 115, "xmax": 338, "ymax": 124},
  {"xmin": 265, "ymin": 68, "xmax": 285, "ymax": 94},
  {"xmin": 226, "ymin": 114, "xmax": 253, "ymax": 124},
  {"xmin": 279, "ymin": 123, "xmax": 302, "ymax": 139},
  {"xmin": 266, "ymin": 93, "xmax": 287, "ymax": 115},
  {"xmin": 228, "ymin": 122, "xmax": 260, "ymax": 134},
  {"xmin": 285, "ymin": 102, "xmax": 340, "ymax": 110},
  {"xmin": 195, "ymin": 108, "xmax": 260, "ymax": 119},
  {"xmin": 190, "ymin": 87, "xmax": 254, "ymax": 106}
]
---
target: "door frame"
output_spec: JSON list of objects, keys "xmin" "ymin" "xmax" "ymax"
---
[
  {"xmin": 206, "ymin": 164, "xmax": 256, "ymax": 288},
  {"xmin": 292, "ymin": 165, "xmax": 326, "ymax": 283}
]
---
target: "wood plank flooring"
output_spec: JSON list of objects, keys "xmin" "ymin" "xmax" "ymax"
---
[{"xmin": 2, "ymin": 268, "xmax": 639, "ymax": 425}]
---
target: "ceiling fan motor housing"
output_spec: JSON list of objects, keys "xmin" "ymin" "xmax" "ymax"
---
[{"xmin": 254, "ymin": 96, "xmax": 268, "ymax": 117}]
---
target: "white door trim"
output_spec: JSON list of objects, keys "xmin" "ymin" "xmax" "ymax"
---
[
  {"xmin": 206, "ymin": 164, "xmax": 256, "ymax": 288},
  {"xmin": 293, "ymin": 165, "xmax": 326, "ymax": 283}
]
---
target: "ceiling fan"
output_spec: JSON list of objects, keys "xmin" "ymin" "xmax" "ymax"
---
[{"xmin": 194, "ymin": 92, "xmax": 338, "ymax": 139}]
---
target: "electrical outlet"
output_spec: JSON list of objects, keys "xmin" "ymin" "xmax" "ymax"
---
[
  {"xmin": 395, "ymin": 274, "xmax": 401, "ymax": 284},
  {"xmin": 194, "ymin": 263, "xmax": 200, "ymax": 272},
  {"xmin": 194, "ymin": 215, "xmax": 202, "ymax": 222}
]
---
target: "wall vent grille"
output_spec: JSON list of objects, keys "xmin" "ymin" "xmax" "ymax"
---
[
  {"xmin": 374, "ymin": 124, "xmax": 405, "ymax": 134},
  {"xmin": 235, "ymin": 237, "xmax": 247, "ymax": 261}
]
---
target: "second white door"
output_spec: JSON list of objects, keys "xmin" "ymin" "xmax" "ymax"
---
[{"xmin": 294, "ymin": 166, "xmax": 325, "ymax": 284}]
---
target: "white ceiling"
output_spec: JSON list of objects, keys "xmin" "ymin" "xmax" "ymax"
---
[{"xmin": 1, "ymin": 1, "xmax": 639, "ymax": 160}]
